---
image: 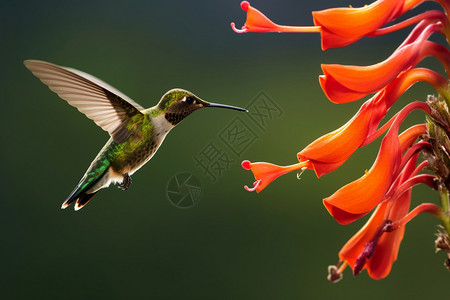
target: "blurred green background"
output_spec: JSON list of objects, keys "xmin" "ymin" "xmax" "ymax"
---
[{"xmin": 1, "ymin": 0, "xmax": 449, "ymax": 299}]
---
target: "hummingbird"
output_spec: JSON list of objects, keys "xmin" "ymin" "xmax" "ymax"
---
[{"xmin": 24, "ymin": 60, "xmax": 247, "ymax": 210}]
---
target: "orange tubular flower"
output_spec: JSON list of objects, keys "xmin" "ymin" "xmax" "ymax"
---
[
  {"xmin": 242, "ymin": 96, "xmax": 387, "ymax": 192},
  {"xmin": 323, "ymin": 67, "xmax": 449, "ymax": 105},
  {"xmin": 320, "ymin": 23, "xmax": 446, "ymax": 101},
  {"xmin": 242, "ymin": 68, "xmax": 447, "ymax": 192},
  {"xmin": 332, "ymin": 151, "xmax": 440, "ymax": 280},
  {"xmin": 339, "ymin": 195, "xmax": 407, "ymax": 279},
  {"xmin": 233, "ymin": 0, "xmax": 450, "ymax": 282},
  {"xmin": 230, "ymin": 1, "xmax": 321, "ymax": 34},
  {"xmin": 336, "ymin": 186, "xmax": 441, "ymax": 280},
  {"xmin": 313, "ymin": 0, "xmax": 403, "ymax": 49},
  {"xmin": 296, "ymin": 98, "xmax": 388, "ymax": 178},
  {"xmin": 231, "ymin": 1, "xmax": 450, "ymax": 50},
  {"xmin": 323, "ymin": 101, "xmax": 430, "ymax": 225},
  {"xmin": 241, "ymin": 160, "xmax": 310, "ymax": 193}
]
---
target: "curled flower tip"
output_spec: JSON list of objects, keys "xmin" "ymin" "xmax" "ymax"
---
[
  {"xmin": 296, "ymin": 167, "xmax": 307, "ymax": 180},
  {"xmin": 231, "ymin": 1, "xmax": 279, "ymax": 33},
  {"xmin": 327, "ymin": 265, "xmax": 343, "ymax": 283},
  {"xmin": 231, "ymin": 1, "xmax": 257, "ymax": 33},
  {"xmin": 231, "ymin": 22, "xmax": 249, "ymax": 33},
  {"xmin": 244, "ymin": 180, "xmax": 261, "ymax": 192},
  {"xmin": 231, "ymin": 1, "xmax": 250, "ymax": 33}
]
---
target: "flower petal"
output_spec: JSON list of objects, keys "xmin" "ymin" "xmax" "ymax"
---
[
  {"xmin": 242, "ymin": 160, "xmax": 309, "ymax": 192},
  {"xmin": 338, "ymin": 190, "xmax": 410, "ymax": 280},
  {"xmin": 321, "ymin": 42, "xmax": 418, "ymax": 93},
  {"xmin": 323, "ymin": 131, "xmax": 401, "ymax": 224},
  {"xmin": 339, "ymin": 174, "xmax": 439, "ymax": 279},
  {"xmin": 366, "ymin": 192, "xmax": 410, "ymax": 279},
  {"xmin": 323, "ymin": 102, "xmax": 429, "ymax": 224},
  {"xmin": 366, "ymin": 196, "xmax": 440, "ymax": 280},
  {"xmin": 298, "ymin": 98, "xmax": 387, "ymax": 177},
  {"xmin": 320, "ymin": 23, "xmax": 442, "ymax": 96},
  {"xmin": 321, "ymin": 66, "xmax": 449, "ymax": 104},
  {"xmin": 318, "ymin": 74, "xmax": 369, "ymax": 103},
  {"xmin": 338, "ymin": 152, "xmax": 423, "ymax": 277},
  {"xmin": 313, "ymin": 0, "xmax": 404, "ymax": 49},
  {"xmin": 339, "ymin": 201, "xmax": 389, "ymax": 269}
]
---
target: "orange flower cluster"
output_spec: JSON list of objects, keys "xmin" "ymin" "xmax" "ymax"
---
[{"xmin": 232, "ymin": 0, "xmax": 450, "ymax": 280}]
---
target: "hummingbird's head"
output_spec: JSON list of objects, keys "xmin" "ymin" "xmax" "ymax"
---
[{"xmin": 157, "ymin": 88, "xmax": 247, "ymax": 126}]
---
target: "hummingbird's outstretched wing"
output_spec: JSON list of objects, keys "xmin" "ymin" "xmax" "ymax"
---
[{"xmin": 24, "ymin": 60, "xmax": 145, "ymax": 143}]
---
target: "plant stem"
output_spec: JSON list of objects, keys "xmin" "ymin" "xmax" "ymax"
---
[{"xmin": 439, "ymin": 188, "xmax": 450, "ymax": 234}]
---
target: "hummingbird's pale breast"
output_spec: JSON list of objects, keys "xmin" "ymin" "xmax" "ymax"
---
[
  {"xmin": 125, "ymin": 112, "xmax": 175, "ymax": 174},
  {"xmin": 94, "ymin": 112, "xmax": 173, "ymax": 177}
]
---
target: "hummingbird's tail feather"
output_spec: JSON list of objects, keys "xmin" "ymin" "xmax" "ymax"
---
[
  {"xmin": 62, "ymin": 170, "xmax": 107, "ymax": 210},
  {"xmin": 61, "ymin": 196, "xmax": 77, "ymax": 209},
  {"xmin": 74, "ymin": 192, "xmax": 98, "ymax": 211}
]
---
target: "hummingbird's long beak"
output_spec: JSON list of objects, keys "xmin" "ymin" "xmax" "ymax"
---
[{"xmin": 205, "ymin": 102, "xmax": 248, "ymax": 112}]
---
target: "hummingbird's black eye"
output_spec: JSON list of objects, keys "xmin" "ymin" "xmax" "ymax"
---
[{"xmin": 185, "ymin": 96, "xmax": 194, "ymax": 104}]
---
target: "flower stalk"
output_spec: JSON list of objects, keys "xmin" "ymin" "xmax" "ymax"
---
[{"xmin": 439, "ymin": 188, "xmax": 450, "ymax": 234}]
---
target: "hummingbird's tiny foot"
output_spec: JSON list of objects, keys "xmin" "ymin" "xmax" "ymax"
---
[{"xmin": 118, "ymin": 173, "xmax": 132, "ymax": 190}]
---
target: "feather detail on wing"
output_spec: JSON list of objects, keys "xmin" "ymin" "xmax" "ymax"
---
[{"xmin": 24, "ymin": 60, "xmax": 145, "ymax": 143}]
